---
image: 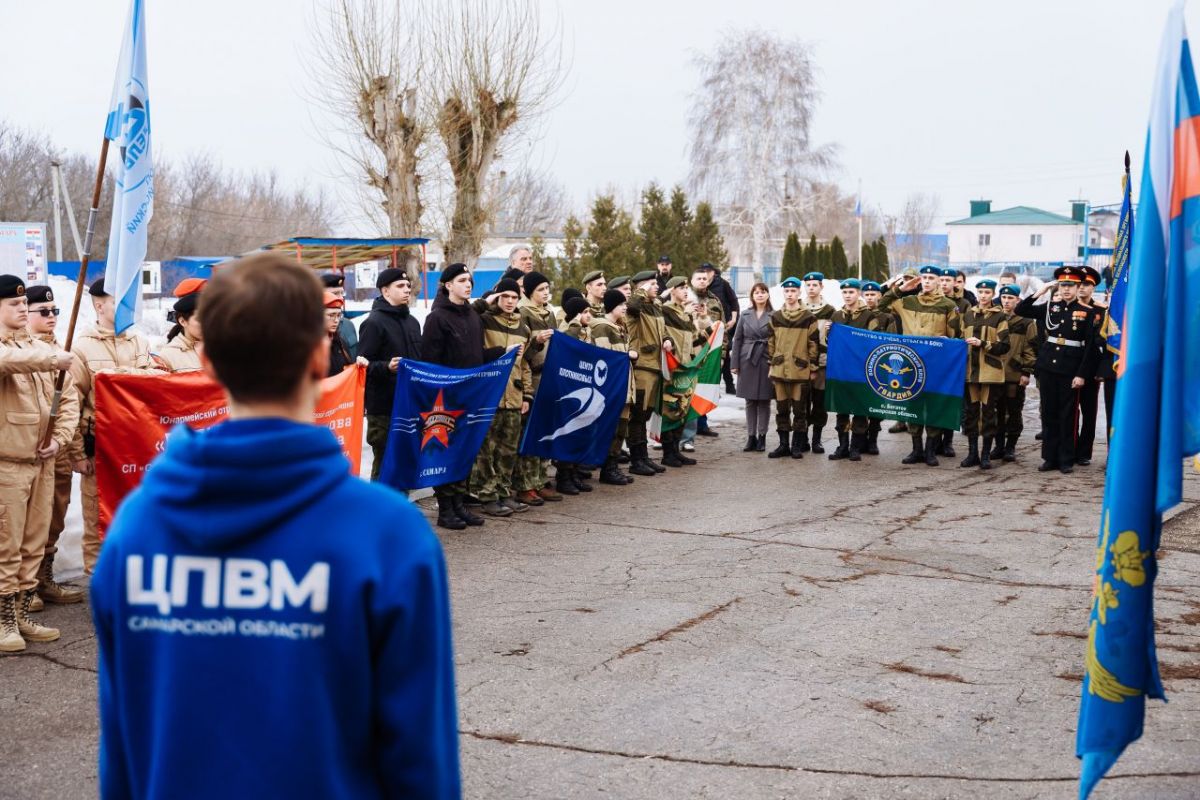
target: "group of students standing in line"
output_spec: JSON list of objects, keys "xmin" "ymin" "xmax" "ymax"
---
[{"xmin": 728, "ymin": 264, "xmax": 1114, "ymax": 473}]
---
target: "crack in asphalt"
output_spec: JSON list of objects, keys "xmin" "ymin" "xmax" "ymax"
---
[
  {"xmin": 7, "ymin": 649, "xmax": 97, "ymax": 674},
  {"xmin": 462, "ymin": 729, "xmax": 1200, "ymax": 783},
  {"xmin": 596, "ymin": 597, "xmax": 742, "ymax": 670}
]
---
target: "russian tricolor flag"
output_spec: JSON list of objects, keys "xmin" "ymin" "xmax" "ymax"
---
[{"xmin": 1076, "ymin": 4, "xmax": 1200, "ymax": 798}]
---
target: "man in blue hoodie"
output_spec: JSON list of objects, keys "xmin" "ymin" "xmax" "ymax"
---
[{"xmin": 90, "ymin": 252, "xmax": 461, "ymax": 800}]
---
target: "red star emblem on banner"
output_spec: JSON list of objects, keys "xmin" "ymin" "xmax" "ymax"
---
[{"xmin": 419, "ymin": 389, "xmax": 465, "ymax": 450}]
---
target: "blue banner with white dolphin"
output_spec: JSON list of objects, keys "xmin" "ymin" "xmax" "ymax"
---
[
  {"xmin": 519, "ymin": 332, "xmax": 630, "ymax": 465},
  {"xmin": 380, "ymin": 350, "xmax": 518, "ymax": 491}
]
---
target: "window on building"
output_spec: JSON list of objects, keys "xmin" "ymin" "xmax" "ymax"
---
[
  {"xmin": 978, "ymin": 234, "xmax": 991, "ymax": 246},
  {"xmin": 1030, "ymin": 234, "xmax": 1043, "ymax": 247}
]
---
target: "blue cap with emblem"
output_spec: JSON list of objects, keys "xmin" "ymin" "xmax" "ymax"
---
[
  {"xmin": 919, "ymin": 265, "xmax": 941, "ymax": 276},
  {"xmin": 839, "ymin": 279, "xmax": 862, "ymax": 290},
  {"xmin": 976, "ymin": 279, "xmax": 997, "ymax": 290},
  {"xmin": 802, "ymin": 272, "xmax": 824, "ymax": 282},
  {"xmin": 780, "ymin": 277, "xmax": 802, "ymax": 288},
  {"xmin": 999, "ymin": 284, "xmax": 1020, "ymax": 297},
  {"xmin": 861, "ymin": 281, "xmax": 882, "ymax": 292}
]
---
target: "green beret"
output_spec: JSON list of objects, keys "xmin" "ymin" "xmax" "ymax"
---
[
  {"xmin": 665, "ymin": 276, "xmax": 688, "ymax": 289},
  {"xmin": 631, "ymin": 270, "xmax": 656, "ymax": 284},
  {"xmin": 582, "ymin": 270, "xmax": 604, "ymax": 286},
  {"xmin": 608, "ymin": 275, "xmax": 630, "ymax": 290}
]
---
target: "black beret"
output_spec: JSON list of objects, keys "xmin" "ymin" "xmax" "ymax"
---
[
  {"xmin": 502, "ymin": 267, "xmax": 525, "ymax": 282},
  {"xmin": 320, "ymin": 273, "xmax": 345, "ymax": 288},
  {"xmin": 376, "ymin": 267, "xmax": 409, "ymax": 289},
  {"xmin": 25, "ymin": 285, "xmax": 53, "ymax": 305},
  {"xmin": 0, "ymin": 275, "xmax": 26, "ymax": 300},
  {"xmin": 563, "ymin": 296, "xmax": 590, "ymax": 321},
  {"xmin": 493, "ymin": 278, "xmax": 521, "ymax": 297},
  {"xmin": 440, "ymin": 263, "xmax": 470, "ymax": 284},
  {"xmin": 522, "ymin": 271, "xmax": 549, "ymax": 296},
  {"xmin": 89, "ymin": 278, "xmax": 110, "ymax": 297},
  {"xmin": 561, "ymin": 288, "xmax": 583, "ymax": 305},
  {"xmin": 603, "ymin": 288, "xmax": 627, "ymax": 313},
  {"xmin": 173, "ymin": 292, "xmax": 200, "ymax": 318}
]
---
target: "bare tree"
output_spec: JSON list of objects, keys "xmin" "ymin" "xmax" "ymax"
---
[
  {"xmin": 486, "ymin": 164, "xmax": 569, "ymax": 234},
  {"xmin": 687, "ymin": 30, "xmax": 836, "ymax": 270},
  {"xmin": 425, "ymin": 0, "xmax": 565, "ymax": 268},
  {"xmin": 310, "ymin": 0, "xmax": 426, "ymax": 237},
  {"xmin": 893, "ymin": 191, "xmax": 941, "ymax": 268}
]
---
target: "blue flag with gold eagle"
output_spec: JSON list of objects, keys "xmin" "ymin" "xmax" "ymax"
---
[{"xmin": 1076, "ymin": 7, "xmax": 1200, "ymax": 797}]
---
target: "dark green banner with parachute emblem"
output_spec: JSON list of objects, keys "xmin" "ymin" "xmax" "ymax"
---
[{"xmin": 824, "ymin": 324, "xmax": 967, "ymax": 430}]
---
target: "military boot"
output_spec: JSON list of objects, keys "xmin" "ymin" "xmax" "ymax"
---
[
  {"xmin": 848, "ymin": 433, "xmax": 865, "ymax": 462},
  {"xmin": 661, "ymin": 433, "xmax": 685, "ymax": 468},
  {"xmin": 743, "ymin": 435, "xmax": 757, "ymax": 452},
  {"xmin": 864, "ymin": 429, "xmax": 880, "ymax": 456},
  {"xmin": 901, "ymin": 434, "xmax": 924, "ymax": 465},
  {"xmin": 795, "ymin": 428, "xmax": 811, "ymax": 453},
  {"xmin": 1003, "ymin": 433, "xmax": 1019, "ymax": 462},
  {"xmin": 755, "ymin": 434, "xmax": 766, "ymax": 451},
  {"xmin": 436, "ymin": 496, "xmax": 467, "ymax": 530},
  {"xmin": 924, "ymin": 433, "xmax": 941, "ymax": 467},
  {"xmin": 17, "ymin": 591, "xmax": 58, "ymax": 643},
  {"xmin": 0, "ymin": 593, "xmax": 24, "ymax": 653},
  {"xmin": 572, "ymin": 468, "xmax": 594, "ymax": 491},
  {"xmin": 980, "ymin": 436, "xmax": 994, "ymax": 470},
  {"xmin": 451, "ymin": 495, "xmax": 485, "ymax": 526},
  {"xmin": 555, "ymin": 471, "xmax": 581, "ymax": 493},
  {"xmin": 599, "ymin": 458, "xmax": 627, "ymax": 486},
  {"xmin": 939, "ymin": 432, "xmax": 956, "ymax": 458},
  {"xmin": 989, "ymin": 437, "xmax": 1006, "ymax": 461},
  {"xmin": 888, "ymin": 421, "xmax": 908, "ymax": 433},
  {"xmin": 828, "ymin": 431, "xmax": 850, "ymax": 461},
  {"xmin": 675, "ymin": 432, "xmax": 698, "ymax": 466},
  {"xmin": 810, "ymin": 426, "xmax": 825, "ymax": 454},
  {"xmin": 960, "ymin": 436, "xmax": 980, "ymax": 468},
  {"xmin": 628, "ymin": 444, "xmax": 657, "ymax": 476},
  {"xmin": 768, "ymin": 432, "xmax": 791, "ymax": 459}
]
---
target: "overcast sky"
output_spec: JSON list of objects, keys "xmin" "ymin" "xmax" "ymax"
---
[{"xmin": 1, "ymin": 0, "xmax": 1192, "ymax": 236}]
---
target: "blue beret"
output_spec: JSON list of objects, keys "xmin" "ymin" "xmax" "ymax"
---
[
  {"xmin": 802, "ymin": 272, "xmax": 825, "ymax": 282},
  {"xmin": 861, "ymin": 281, "xmax": 882, "ymax": 292},
  {"xmin": 976, "ymin": 279, "xmax": 997, "ymax": 290},
  {"xmin": 919, "ymin": 265, "xmax": 941, "ymax": 276},
  {"xmin": 940, "ymin": 267, "xmax": 958, "ymax": 278},
  {"xmin": 839, "ymin": 279, "xmax": 862, "ymax": 290},
  {"xmin": 999, "ymin": 284, "xmax": 1021, "ymax": 297},
  {"xmin": 780, "ymin": 277, "xmax": 803, "ymax": 288}
]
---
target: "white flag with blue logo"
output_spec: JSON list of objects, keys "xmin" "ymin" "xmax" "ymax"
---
[{"xmin": 103, "ymin": 0, "xmax": 153, "ymax": 334}]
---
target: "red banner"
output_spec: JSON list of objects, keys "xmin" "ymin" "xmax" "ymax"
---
[{"xmin": 94, "ymin": 365, "xmax": 366, "ymax": 532}]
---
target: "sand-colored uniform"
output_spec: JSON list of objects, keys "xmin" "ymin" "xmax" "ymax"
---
[
  {"xmin": 35, "ymin": 333, "xmax": 77, "ymax": 563},
  {"xmin": 467, "ymin": 306, "xmax": 533, "ymax": 503},
  {"xmin": 0, "ymin": 329, "xmax": 78, "ymax": 595},
  {"xmin": 68, "ymin": 326, "xmax": 160, "ymax": 573},
  {"xmin": 155, "ymin": 332, "xmax": 202, "ymax": 373},
  {"xmin": 767, "ymin": 306, "xmax": 820, "ymax": 433},
  {"xmin": 960, "ymin": 304, "xmax": 1011, "ymax": 437}
]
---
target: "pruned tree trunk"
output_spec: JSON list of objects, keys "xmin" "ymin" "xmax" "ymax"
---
[{"xmin": 358, "ymin": 77, "xmax": 423, "ymax": 236}]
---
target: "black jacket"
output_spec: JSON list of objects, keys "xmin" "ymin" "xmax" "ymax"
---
[
  {"xmin": 327, "ymin": 334, "xmax": 352, "ymax": 378},
  {"xmin": 1014, "ymin": 295, "xmax": 1098, "ymax": 378},
  {"xmin": 709, "ymin": 273, "xmax": 739, "ymax": 323},
  {"xmin": 358, "ymin": 298, "xmax": 423, "ymax": 415},
  {"xmin": 421, "ymin": 291, "xmax": 505, "ymax": 370}
]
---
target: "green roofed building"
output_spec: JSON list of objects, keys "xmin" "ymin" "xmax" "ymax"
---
[{"xmin": 946, "ymin": 200, "xmax": 1100, "ymax": 274}]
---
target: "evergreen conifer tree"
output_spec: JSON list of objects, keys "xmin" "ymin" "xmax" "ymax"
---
[
  {"xmin": 780, "ymin": 232, "xmax": 802, "ymax": 280},
  {"xmin": 638, "ymin": 183, "xmax": 674, "ymax": 271}
]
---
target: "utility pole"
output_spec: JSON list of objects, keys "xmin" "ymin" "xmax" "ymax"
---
[
  {"xmin": 49, "ymin": 162, "xmax": 84, "ymax": 259},
  {"xmin": 50, "ymin": 161, "xmax": 63, "ymax": 262}
]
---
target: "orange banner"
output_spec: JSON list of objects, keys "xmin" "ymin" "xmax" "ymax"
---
[{"xmin": 94, "ymin": 365, "xmax": 365, "ymax": 533}]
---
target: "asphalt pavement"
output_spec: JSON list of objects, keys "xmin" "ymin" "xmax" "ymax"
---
[{"xmin": 3, "ymin": 402, "xmax": 1199, "ymax": 800}]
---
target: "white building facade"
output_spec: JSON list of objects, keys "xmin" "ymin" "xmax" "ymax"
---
[{"xmin": 946, "ymin": 201, "xmax": 1085, "ymax": 271}]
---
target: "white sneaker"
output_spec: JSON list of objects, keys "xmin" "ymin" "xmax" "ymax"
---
[
  {"xmin": 681, "ymin": 442, "xmax": 695, "ymax": 452},
  {"xmin": 650, "ymin": 441, "xmax": 662, "ymax": 449}
]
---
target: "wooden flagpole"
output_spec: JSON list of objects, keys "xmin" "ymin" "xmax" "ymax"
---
[{"xmin": 40, "ymin": 138, "xmax": 111, "ymax": 450}]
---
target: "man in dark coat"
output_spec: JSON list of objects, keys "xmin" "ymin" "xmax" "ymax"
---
[
  {"xmin": 422, "ymin": 264, "xmax": 506, "ymax": 529},
  {"xmin": 357, "ymin": 268, "xmax": 422, "ymax": 480}
]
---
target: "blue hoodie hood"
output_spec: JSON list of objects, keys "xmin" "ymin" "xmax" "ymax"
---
[{"xmin": 142, "ymin": 418, "xmax": 349, "ymax": 550}]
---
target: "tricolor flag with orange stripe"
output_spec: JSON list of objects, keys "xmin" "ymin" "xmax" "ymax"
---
[{"xmin": 1076, "ymin": 5, "xmax": 1200, "ymax": 798}]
